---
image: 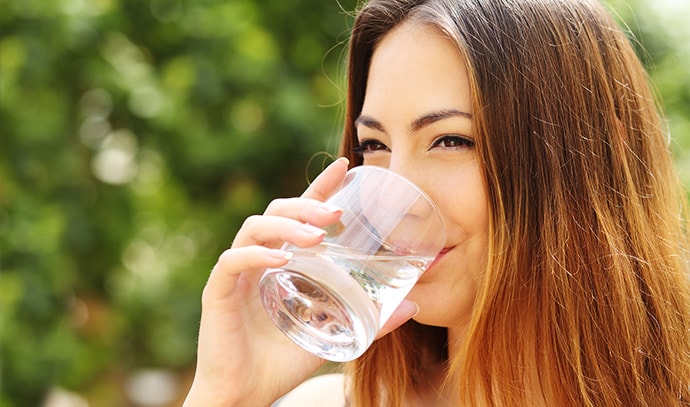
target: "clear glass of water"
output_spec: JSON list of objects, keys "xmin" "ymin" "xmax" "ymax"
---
[{"xmin": 259, "ymin": 165, "xmax": 446, "ymax": 362}]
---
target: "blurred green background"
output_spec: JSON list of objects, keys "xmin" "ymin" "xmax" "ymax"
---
[{"xmin": 0, "ymin": 0, "xmax": 688, "ymax": 406}]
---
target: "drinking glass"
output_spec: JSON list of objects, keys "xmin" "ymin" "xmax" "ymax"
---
[{"xmin": 259, "ymin": 165, "xmax": 446, "ymax": 361}]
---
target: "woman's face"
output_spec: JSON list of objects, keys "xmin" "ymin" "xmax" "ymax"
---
[{"xmin": 356, "ymin": 21, "xmax": 489, "ymax": 331}]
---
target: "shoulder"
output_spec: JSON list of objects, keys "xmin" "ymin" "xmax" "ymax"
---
[{"xmin": 273, "ymin": 373, "xmax": 347, "ymax": 407}]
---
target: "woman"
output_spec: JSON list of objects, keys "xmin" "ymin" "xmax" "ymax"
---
[{"xmin": 184, "ymin": 0, "xmax": 690, "ymax": 406}]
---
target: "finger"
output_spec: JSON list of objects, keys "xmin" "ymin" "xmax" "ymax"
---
[
  {"xmin": 203, "ymin": 246, "xmax": 293, "ymax": 301},
  {"xmin": 376, "ymin": 300, "xmax": 419, "ymax": 339},
  {"xmin": 232, "ymin": 215, "xmax": 329, "ymax": 248},
  {"xmin": 263, "ymin": 198, "xmax": 343, "ymax": 228},
  {"xmin": 301, "ymin": 157, "xmax": 349, "ymax": 201}
]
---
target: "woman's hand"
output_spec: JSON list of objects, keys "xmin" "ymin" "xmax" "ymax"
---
[
  {"xmin": 183, "ymin": 158, "xmax": 349, "ymax": 407},
  {"xmin": 183, "ymin": 157, "xmax": 419, "ymax": 406}
]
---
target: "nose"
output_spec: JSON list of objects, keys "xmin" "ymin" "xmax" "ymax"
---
[
  {"xmin": 384, "ymin": 154, "xmax": 434, "ymax": 213},
  {"xmin": 370, "ymin": 160, "xmax": 445, "ymax": 255},
  {"xmin": 385, "ymin": 150, "xmax": 411, "ymax": 177}
]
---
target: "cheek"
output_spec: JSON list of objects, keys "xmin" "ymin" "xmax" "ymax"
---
[
  {"xmin": 408, "ymin": 165, "xmax": 489, "ymax": 326},
  {"xmin": 422, "ymin": 167, "xmax": 490, "ymax": 279},
  {"xmin": 433, "ymin": 167, "xmax": 490, "ymax": 284},
  {"xmin": 435, "ymin": 167, "xmax": 489, "ymax": 237}
]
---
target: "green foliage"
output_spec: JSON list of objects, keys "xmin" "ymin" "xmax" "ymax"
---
[
  {"xmin": 605, "ymin": 0, "xmax": 690, "ymax": 182},
  {"xmin": 0, "ymin": 0, "xmax": 688, "ymax": 405},
  {"xmin": 1, "ymin": 0, "xmax": 356, "ymax": 404}
]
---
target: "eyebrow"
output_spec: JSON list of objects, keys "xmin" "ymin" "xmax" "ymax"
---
[{"xmin": 355, "ymin": 109, "xmax": 472, "ymax": 133}]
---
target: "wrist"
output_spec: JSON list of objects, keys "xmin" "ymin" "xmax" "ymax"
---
[
  {"xmin": 183, "ymin": 384, "xmax": 276, "ymax": 407},
  {"xmin": 182, "ymin": 384, "xmax": 234, "ymax": 407}
]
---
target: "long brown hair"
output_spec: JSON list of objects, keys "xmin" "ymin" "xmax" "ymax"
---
[{"xmin": 340, "ymin": 0, "xmax": 690, "ymax": 405}]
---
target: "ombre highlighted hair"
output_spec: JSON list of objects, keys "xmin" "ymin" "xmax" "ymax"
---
[{"xmin": 339, "ymin": 0, "xmax": 690, "ymax": 405}]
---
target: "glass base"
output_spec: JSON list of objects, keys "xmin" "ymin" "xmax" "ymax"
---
[{"xmin": 259, "ymin": 264, "xmax": 380, "ymax": 362}]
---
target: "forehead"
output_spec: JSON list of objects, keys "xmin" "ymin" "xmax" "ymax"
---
[{"xmin": 363, "ymin": 21, "xmax": 473, "ymax": 118}]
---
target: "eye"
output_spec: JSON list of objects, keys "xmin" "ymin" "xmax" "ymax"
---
[
  {"xmin": 353, "ymin": 139, "xmax": 390, "ymax": 155},
  {"xmin": 431, "ymin": 135, "xmax": 475, "ymax": 149}
]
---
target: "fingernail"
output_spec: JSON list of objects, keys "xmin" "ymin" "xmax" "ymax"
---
[
  {"xmin": 319, "ymin": 203, "xmax": 343, "ymax": 214},
  {"xmin": 412, "ymin": 302, "xmax": 420, "ymax": 317},
  {"xmin": 269, "ymin": 249, "xmax": 293, "ymax": 260},
  {"xmin": 302, "ymin": 224, "xmax": 326, "ymax": 238},
  {"xmin": 336, "ymin": 157, "xmax": 350, "ymax": 166}
]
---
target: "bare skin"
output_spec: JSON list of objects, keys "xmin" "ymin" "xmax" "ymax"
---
[{"xmin": 182, "ymin": 157, "xmax": 419, "ymax": 407}]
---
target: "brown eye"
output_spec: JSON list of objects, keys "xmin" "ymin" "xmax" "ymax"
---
[
  {"xmin": 431, "ymin": 135, "xmax": 474, "ymax": 149},
  {"xmin": 353, "ymin": 139, "xmax": 390, "ymax": 154}
]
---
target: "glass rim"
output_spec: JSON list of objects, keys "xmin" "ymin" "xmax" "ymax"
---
[{"xmin": 346, "ymin": 165, "xmax": 447, "ymax": 244}]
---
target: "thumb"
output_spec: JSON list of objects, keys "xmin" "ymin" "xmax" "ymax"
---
[
  {"xmin": 376, "ymin": 300, "xmax": 419, "ymax": 339},
  {"xmin": 301, "ymin": 157, "xmax": 349, "ymax": 202}
]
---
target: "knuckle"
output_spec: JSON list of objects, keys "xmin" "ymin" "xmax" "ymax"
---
[
  {"xmin": 264, "ymin": 197, "xmax": 290, "ymax": 214},
  {"xmin": 215, "ymin": 247, "xmax": 236, "ymax": 268},
  {"xmin": 241, "ymin": 214, "xmax": 262, "ymax": 229},
  {"xmin": 215, "ymin": 246, "xmax": 264, "ymax": 270},
  {"xmin": 238, "ymin": 215, "xmax": 264, "ymax": 235}
]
